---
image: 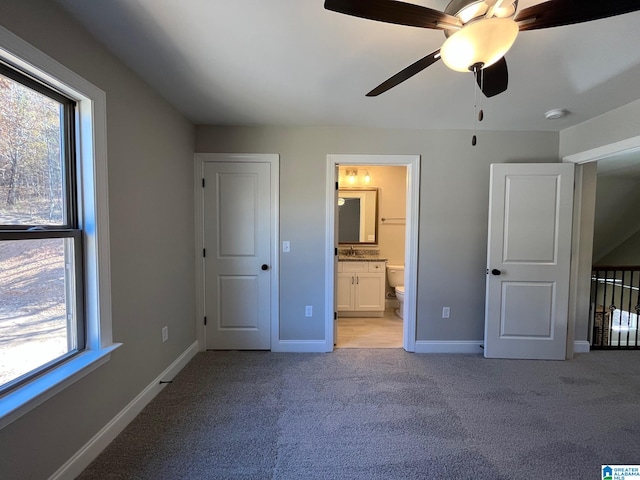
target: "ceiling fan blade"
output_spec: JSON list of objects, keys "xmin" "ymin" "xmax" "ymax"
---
[
  {"xmin": 477, "ymin": 57, "xmax": 508, "ymax": 98},
  {"xmin": 324, "ymin": 0, "xmax": 461, "ymax": 30},
  {"xmin": 366, "ymin": 50, "xmax": 441, "ymax": 97},
  {"xmin": 515, "ymin": 0, "xmax": 640, "ymax": 31}
]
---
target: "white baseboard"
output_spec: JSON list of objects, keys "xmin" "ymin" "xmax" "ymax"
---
[
  {"xmin": 50, "ymin": 340, "xmax": 199, "ymax": 480},
  {"xmin": 415, "ymin": 340, "xmax": 591, "ymax": 355},
  {"xmin": 573, "ymin": 340, "xmax": 591, "ymax": 353},
  {"xmin": 272, "ymin": 340, "xmax": 328, "ymax": 353},
  {"xmin": 414, "ymin": 340, "xmax": 484, "ymax": 354}
]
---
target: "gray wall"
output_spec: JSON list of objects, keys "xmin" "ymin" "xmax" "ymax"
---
[
  {"xmin": 596, "ymin": 230, "xmax": 640, "ymax": 266},
  {"xmin": 592, "ymin": 176, "xmax": 640, "ymax": 263},
  {"xmin": 560, "ymin": 98, "xmax": 640, "ymax": 158},
  {"xmin": 0, "ymin": 1, "xmax": 196, "ymax": 479},
  {"xmin": 195, "ymin": 126, "xmax": 559, "ymax": 342}
]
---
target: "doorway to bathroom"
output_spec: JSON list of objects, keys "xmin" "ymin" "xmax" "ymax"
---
[
  {"xmin": 324, "ymin": 154, "xmax": 420, "ymax": 352},
  {"xmin": 336, "ymin": 165, "xmax": 405, "ymax": 348}
]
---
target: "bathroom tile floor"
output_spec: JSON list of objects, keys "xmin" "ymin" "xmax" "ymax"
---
[{"xmin": 335, "ymin": 309, "xmax": 403, "ymax": 348}]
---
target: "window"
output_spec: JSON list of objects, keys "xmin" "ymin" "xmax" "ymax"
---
[
  {"xmin": 0, "ymin": 62, "xmax": 85, "ymax": 393},
  {"xmin": 0, "ymin": 26, "xmax": 117, "ymax": 428},
  {"xmin": 611, "ymin": 309, "xmax": 639, "ymax": 347}
]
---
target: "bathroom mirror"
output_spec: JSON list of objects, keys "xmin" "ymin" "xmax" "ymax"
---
[{"xmin": 338, "ymin": 188, "xmax": 378, "ymax": 244}]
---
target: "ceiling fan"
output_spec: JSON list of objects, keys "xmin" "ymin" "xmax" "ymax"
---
[{"xmin": 324, "ymin": 0, "xmax": 640, "ymax": 98}]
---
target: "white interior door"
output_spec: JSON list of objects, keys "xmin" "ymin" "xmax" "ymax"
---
[
  {"xmin": 203, "ymin": 161, "xmax": 271, "ymax": 350},
  {"xmin": 485, "ymin": 163, "xmax": 574, "ymax": 359}
]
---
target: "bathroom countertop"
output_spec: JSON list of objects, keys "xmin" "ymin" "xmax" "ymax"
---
[{"xmin": 338, "ymin": 256, "xmax": 387, "ymax": 262}]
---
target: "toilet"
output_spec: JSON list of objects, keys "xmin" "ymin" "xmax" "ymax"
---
[{"xmin": 386, "ymin": 264, "xmax": 405, "ymax": 319}]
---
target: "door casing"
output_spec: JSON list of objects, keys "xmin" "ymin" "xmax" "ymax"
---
[
  {"xmin": 564, "ymin": 134, "xmax": 640, "ymax": 356},
  {"xmin": 325, "ymin": 154, "xmax": 420, "ymax": 352}
]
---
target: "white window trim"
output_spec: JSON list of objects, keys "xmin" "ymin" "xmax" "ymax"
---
[{"xmin": 0, "ymin": 26, "xmax": 120, "ymax": 429}]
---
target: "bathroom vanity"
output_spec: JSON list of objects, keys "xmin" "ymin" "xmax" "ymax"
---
[{"xmin": 337, "ymin": 260, "xmax": 386, "ymax": 317}]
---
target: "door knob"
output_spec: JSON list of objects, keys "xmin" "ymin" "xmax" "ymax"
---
[
  {"xmin": 261, "ymin": 264, "xmax": 269, "ymax": 271},
  {"xmin": 491, "ymin": 269, "xmax": 501, "ymax": 276}
]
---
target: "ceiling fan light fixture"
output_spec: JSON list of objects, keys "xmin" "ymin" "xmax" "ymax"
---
[
  {"xmin": 493, "ymin": 4, "xmax": 517, "ymax": 19},
  {"xmin": 440, "ymin": 17, "xmax": 519, "ymax": 72},
  {"xmin": 457, "ymin": 2, "xmax": 488, "ymax": 24}
]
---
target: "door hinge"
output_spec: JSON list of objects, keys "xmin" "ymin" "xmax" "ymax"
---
[
  {"xmin": 335, "ymin": 181, "xmax": 339, "ymax": 190},
  {"xmin": 335, "ymin": 247, "xmax": 338, "ymax": 256},
  {"xmin": 202, "ymin": 178, "xmax": 205, "ymax": 188},
  {"xmin": 334, "ymin": 312, "xmax": 337, "ymax": 320},
  {"xmin": 204, "ymin": 316, "xmax": 207, "ymax": 326},
  {"xmin": 203, "ymin": 248, "xmax": 206, "ymax": 257}
]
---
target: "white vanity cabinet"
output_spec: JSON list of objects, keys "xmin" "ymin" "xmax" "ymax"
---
[{"xmin": 337, "ymin": 261, "xmax": 386, "ymax": 316}]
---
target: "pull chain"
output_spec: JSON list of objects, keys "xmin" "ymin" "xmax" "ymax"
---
[
  {"xmin": 471, "ymin": 65, "xmax": 485, "ymax": 147},
  {"xmin": 472, "ymin": 71, "xmax": 477, "ymax": 146},
  {"xmin": 479, "ymin": 68, "xmax": 484, "ymax": 123}
]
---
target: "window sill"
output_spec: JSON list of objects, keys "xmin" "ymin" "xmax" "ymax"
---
[{"xmin": 0, "ymin": 343, "xmax": 122, "ymax": 430}]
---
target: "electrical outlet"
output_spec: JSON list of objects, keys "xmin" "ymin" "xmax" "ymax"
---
[
  {"xmin": 442, "ymin": 307, "xmax": 450, "ymax": 319},
  {"xmin": 162, "ymin": 326, "xmax": 169, "ymax": 343},
  {"xmin": 305, "ymin": 305, "xmax": 313, "ymax": 317}
]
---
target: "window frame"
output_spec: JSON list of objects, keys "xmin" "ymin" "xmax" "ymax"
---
[
  {"xmin": 0, "ymin": 25, "xmax": 120, "ymax": 429},
  {"xmin": 0, "ymin": 64, "xmax": 86, "ymax": 394}
]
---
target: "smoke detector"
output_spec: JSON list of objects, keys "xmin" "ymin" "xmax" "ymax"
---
[{"xmin": 545, "ymin": 108, "xmax": 569, "ymax": 120}]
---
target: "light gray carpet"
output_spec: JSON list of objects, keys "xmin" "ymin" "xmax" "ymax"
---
[{"xmin": 77, "ymin": 350, "xmax": 640, "ymax": 479}]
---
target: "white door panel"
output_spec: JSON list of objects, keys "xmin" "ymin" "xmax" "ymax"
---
[
  {"xmin": 204, "ymin": 162, "xmax": 271, "ymax": 350},
  {"xmin": 218, "ymin": 275, "xmax": 259, "ymax": 328},
  {"xmin": 500, "ymin": 282, "xmax": 554, "ymax": 337},
  {"xmin": 485, "ymin": 163, "xmax": 574, "ymax": 360},
  {"xmin": 503, "ymin": 175, "xmax": 560, "ymax": 263},
  {"xmin": 218, "ymin": 173, "xmax": 258, "ymax": 256}
]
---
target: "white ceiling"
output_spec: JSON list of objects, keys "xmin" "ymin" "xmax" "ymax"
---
[{"xmin": 54, "ymin": 0, "xmax": 640, "ymax": 131}]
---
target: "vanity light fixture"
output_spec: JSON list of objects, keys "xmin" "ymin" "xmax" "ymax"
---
[
  {"xmin": 364, "ymin": 170, "xmax": 371, "ymax": 184},
  {"xmin": 347, "ymin": 169, "xmax": 358, "ymax": 184}
]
